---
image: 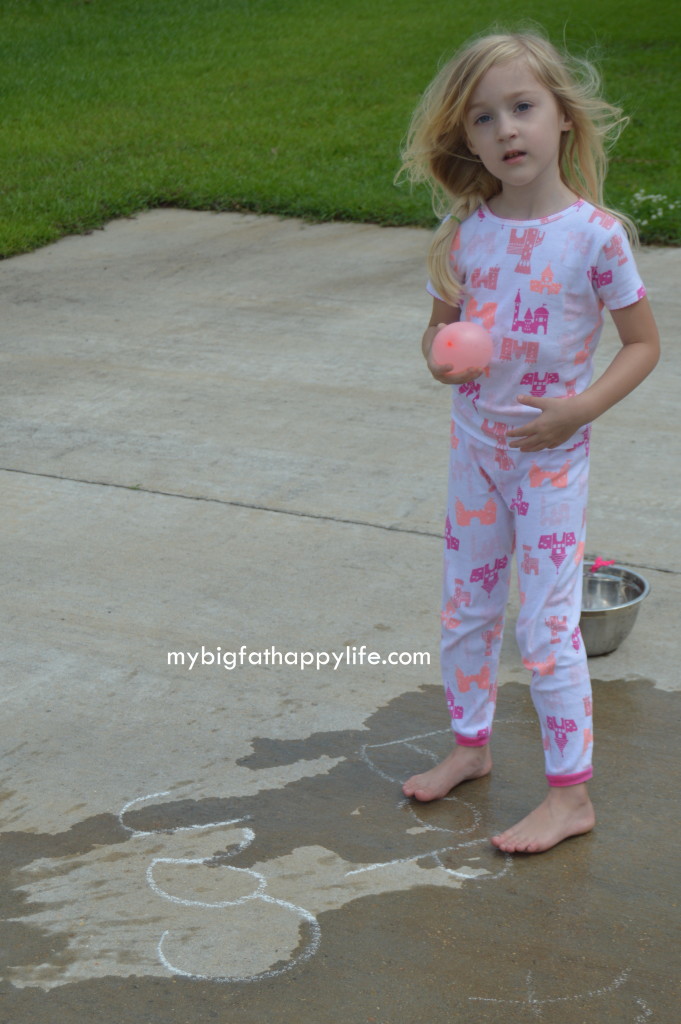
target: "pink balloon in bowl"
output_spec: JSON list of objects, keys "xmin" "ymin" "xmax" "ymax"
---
[{"xmin": 432, "ymin": 321, "xmax": 493, "ymax": 374}]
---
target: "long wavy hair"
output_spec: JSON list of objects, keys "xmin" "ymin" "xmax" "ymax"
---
[{"xmin": 399, "ymin": 30, "xmax": 635, "ymax": 304}]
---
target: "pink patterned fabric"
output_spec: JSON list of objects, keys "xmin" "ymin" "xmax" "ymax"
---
[
  {"xmin": 428, "ymin": 200, "xmax": 646, "ymax": 450},
  {"xmin": 433, "ymin": 200, "xmax": 647, "ymax": 785},
  {"xmin": 442, "ymin": 428, "xmax": 593, "ymax": 782}
]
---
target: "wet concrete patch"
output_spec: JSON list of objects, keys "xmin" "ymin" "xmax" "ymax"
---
[{"xmin": 1, "ymin": 678, "xmax": 679, "ymax": 1021}]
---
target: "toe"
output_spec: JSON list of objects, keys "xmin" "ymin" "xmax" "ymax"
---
[{"xmin": 492, "ymin": 829, "xmax": 527, "ymax": 854}]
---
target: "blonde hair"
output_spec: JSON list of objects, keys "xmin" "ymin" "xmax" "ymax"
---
[{"xmin": 399, "ymin": 30, "xmax": 636, "ymax": 304}]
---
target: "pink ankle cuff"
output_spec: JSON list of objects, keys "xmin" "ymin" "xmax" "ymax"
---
[
  {"xmin": 454, "ymin": 730, "xmax": 490, "ymax": 747},
  {"xmin": 546, "ymin": 768, "xmax": 593, "ymax": 787}
]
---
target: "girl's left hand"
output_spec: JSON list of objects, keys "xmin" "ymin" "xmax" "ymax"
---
[{"xmin": 507, "ymin": 394, "xmax": 586, "ymax": 451}]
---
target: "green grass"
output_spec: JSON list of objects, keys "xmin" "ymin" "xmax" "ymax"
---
[{"xmin": 1, "ymin": 0, "xmax": 679, "ymax": 257}]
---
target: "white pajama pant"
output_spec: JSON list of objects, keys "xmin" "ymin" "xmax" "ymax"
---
[{"xmin": 441, "ymin": 422, "xmax": 593, "ymax": 786}]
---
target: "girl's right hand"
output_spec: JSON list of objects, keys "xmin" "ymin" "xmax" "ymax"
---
[
  {"xmin": 426, "ymin": 322, "xmax": 486, "ymax": 385},
  {"xmin": 428, "ymin": 360, "xmax": 486, "ymax": 385}
]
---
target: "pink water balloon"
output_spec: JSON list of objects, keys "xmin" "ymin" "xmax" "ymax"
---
[{"xmin": 432, "ymin": 321, "xmax": 493, "ymax": 374}]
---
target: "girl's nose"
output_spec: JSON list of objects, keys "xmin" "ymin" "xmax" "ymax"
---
[{"xmin": 497, "ymin": 115, "xmax": 517, "ymax": 140}]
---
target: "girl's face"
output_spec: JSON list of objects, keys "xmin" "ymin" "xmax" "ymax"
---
[{"xmin": 465, "ymin": 58, "xmax": 571, "ymax": 195}]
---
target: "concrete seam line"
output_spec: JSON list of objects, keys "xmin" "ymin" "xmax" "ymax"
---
[
  {"xmin": 0, "ymin": 465, "xmax": 442, "ymax": 540},
  {"xmin": 1, "ymin": 466, "xmax": 676, "ymax": 577}
]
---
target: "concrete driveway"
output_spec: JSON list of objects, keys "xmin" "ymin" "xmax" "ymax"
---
[{"xmin": 1, "ymin": 211, "xmax": 679, "ymax": 1022}]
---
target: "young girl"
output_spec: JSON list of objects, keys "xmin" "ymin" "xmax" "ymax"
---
[{"xmin": 399, "ymin": 31, "xmax": 659, "ymax": 853}]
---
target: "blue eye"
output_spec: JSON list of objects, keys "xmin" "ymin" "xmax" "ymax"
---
[
  {"xmin": 474, "ymin": 113, "xmax": 492, "ymax": 125},
  {"xmin": 516, "ymin": 101, "xmax": 532, "ymax": 113}
]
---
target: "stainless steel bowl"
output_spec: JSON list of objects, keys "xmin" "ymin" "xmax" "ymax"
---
[{"xmin": 580, "ymin": 564, "xmax": 650, "ymax": 657}]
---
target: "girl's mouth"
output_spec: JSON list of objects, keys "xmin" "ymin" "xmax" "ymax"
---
[{"xmin": 503, "ymin": 150, "xmax": 526, "ymax": 163}]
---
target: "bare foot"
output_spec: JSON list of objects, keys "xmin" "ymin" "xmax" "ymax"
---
[
  {"xmin": 491, "ymin": 784, "xmax": 595, "ymax": 854},
  {"xmin": 402, "ymin": 744, "xmax": 492, "ymax": 802}
]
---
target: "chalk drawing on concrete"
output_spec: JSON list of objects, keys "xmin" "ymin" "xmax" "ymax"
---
[
  {"xmin": 355, "ymin": 729, "xmax": 512, "ymax": 882},
  {"xmin": 118, "ymin": 725, "xmax": 517, "ymax": 984},
  {"xmin": 345, "ymin": 832, "xmax": 511, "ymax": 882},
  {"xmin": 6, "ymin": 741, "xmax": 657, "ymax": 1014},
  {"xmin": 119, "ymin": 791, "xmax": 321, "ymax": 984},
  {"xmin": 118, "ymin": 790, "xmax": 252, "ymax": 842},
  {"xmin": 469, "ymin": 967, "xmax": 653, "ymax": 1021}
]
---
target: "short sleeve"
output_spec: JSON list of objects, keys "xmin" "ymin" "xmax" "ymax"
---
[
  {"xmin": 592, "ymin": 225, "xmax": 647, "ymax": 310},
  {"xmin": 426, "ymin": 279, "xmax": 445, "ymax": 301}
]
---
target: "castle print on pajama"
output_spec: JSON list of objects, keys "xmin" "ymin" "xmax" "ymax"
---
[{"xmin": 432, "ymin": 199, "xmax": 646, "ymax": 785}]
